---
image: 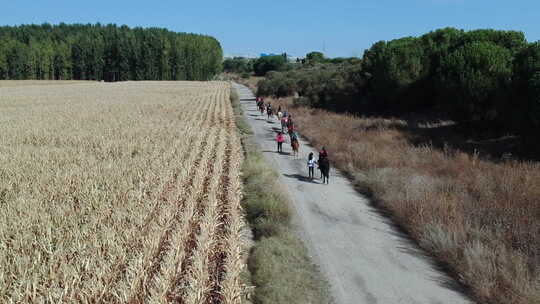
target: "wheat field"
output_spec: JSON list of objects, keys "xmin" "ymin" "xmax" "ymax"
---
[{"xmin": 0, "ymin": 81, "xmax": 246, "ymax": 303}]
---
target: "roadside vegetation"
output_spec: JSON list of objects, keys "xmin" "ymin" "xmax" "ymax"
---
[
  {"xmin": 276, "ymin": 102, "xmax": 540, "ymax": 304},
  {"xmin": 240, "ymin": 27, "xmax": 540, "ymax": 304},
  {"xmin": 255, "ymin": 28, "xmax": 540, "ymax": 149},
  {"xmin": 224, "ymin": 54, "xmax": 291, "ymax": 77},
  {"xmin": 230, "ymin": 88, "xmax": 330, "ymax": 304}
]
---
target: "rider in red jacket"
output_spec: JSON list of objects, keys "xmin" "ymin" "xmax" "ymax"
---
[{"xmin": 319, "ymin": 146, "xmax": 328, "ymax": 159}]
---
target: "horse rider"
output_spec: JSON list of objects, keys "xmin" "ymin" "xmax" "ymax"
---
[{"xmin": 319, "ymin": 146, "xmax": 328, "ymax": 160}]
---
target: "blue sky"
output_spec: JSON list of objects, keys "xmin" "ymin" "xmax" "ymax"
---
[{"xmin": 1, "ymin": 0, "xmax": 539, "ymax": 58}]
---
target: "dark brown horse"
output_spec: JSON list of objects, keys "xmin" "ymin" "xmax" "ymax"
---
[{"xmin": 318, "ymin": 157, "xmax": 330, "ymax": 184}]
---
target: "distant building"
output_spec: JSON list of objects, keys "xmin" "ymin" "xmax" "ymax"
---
[{"xmin": 223, "ymin": 54, "xmax": 257, "ymax": 59}]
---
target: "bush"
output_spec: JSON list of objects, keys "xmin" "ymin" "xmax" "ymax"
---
[
  {"xmin": 256, "ymin": 75, "xmax": 296, "ymax": 98},
  {"xmin": 223, "ymin": 57, "xmax": 254, "ymax": 73},
  {"xmin": 253, "ymin": 55, "xmax": 288, "ymax": 76}
]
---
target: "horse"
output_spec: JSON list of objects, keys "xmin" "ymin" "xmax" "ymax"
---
[
  {"xmin": 291, "ymin": 138, "xmax": 299, "ymax": 158},
  {"xmin": 281, "ymin": 117, "xmax": 288, "ymax": 132},
  {"xmin": 318, "ymin": 157, "xmax": 330, "ymax": 184}
]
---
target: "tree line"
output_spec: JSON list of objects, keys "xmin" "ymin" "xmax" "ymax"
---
[
  {"xmin": 223, "ymin": 52, "xmax": 361, "ymax": 77},
  {"xmin": 256, "ymin": 28, "xmax": 540, "ymax": 135},
  {"xmin": 0, "ymin": 23, "xmax": 223, "ymax": 81},
  {"xmin": 223, "ymin": 53, "xmax": 289, "ymax": 77}
]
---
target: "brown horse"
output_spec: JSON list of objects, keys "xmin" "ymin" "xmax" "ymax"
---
[
  {"xmin": 291, "ymin": 138, "xmax": 299, "ymax": 158},
  {"xmin": 318, "ymin": 157, "xmax": 330, "ymax": 184}
]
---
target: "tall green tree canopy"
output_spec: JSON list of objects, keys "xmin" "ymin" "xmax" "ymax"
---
[{"xmin": 0, "ymin": 23, "xmax": 223, "ymax": 81}]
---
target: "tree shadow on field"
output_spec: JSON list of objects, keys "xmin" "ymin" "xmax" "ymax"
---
[{"xmin": 283, "ymin": 173, "xmax": 319, "ymax": 184}]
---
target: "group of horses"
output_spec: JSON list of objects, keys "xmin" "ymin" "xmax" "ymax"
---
[{"xmin": 256, "ymin": 98, "xmax": 330, "ymax": 184}]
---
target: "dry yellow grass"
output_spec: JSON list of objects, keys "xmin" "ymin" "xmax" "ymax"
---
[
  {"xmin": 0, "ymin": 81, "xmax": 246, "ymax": 303},
  {"xmin": 276, "ymin": 99, "xmax": 540, "ymax": 304}
]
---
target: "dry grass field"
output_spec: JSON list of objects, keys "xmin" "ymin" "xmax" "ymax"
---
[
  {"xmin": 276, "ymin": 99, "xmax": 540, "ymax": 304},
  {"xmin": 0, "ymin": 81, "xmax": 246, "ymax": 303}
]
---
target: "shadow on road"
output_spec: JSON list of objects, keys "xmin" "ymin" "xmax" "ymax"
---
[
  {"xmin": 262, "ymin": 150, "xmax": 291, "ymax": 156},
  {"xmin": 283, "ymin": 173, "xmax": 319, "ymax": 184}
]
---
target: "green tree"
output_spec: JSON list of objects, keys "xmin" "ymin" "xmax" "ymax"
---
[
  {"xmin": 439, "ymin": 41, "xmax": 513, "ymax": 120},
  {"xmin": 253, "ymin": 55, "xmax": 287, "ymax": 76},
  {"xmin": 0, "ymin": 23, "xmax": 223, "ymax": 81},
  {"xmin": 513, "ymin": 42, "xmax": 540, "ymax": 130},
  {"xmin": 223, "ymin": 57, "xmax": 253, "ymax": 73},
  {"xmin": 306, "ymin": 51, "xmax": 325, "ymax": 64}
]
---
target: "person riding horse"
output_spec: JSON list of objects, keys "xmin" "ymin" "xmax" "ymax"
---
[
  {"xmin": 289, "ymin": 130, "xmax": 298, "ymax": 142},
  {"xmin": 281, "ymin": 115, "xmax": 288, "ymax": 132},
  {"xmin": 286, "ymin": 115, "xmax": 294, "ymax": 129},
  {"xmin": 318, "ymin": 147, "xmax": 329, "ymax": 179},
  {"xmin": 266, "ymin": 104, "xmax": 273, "ymax": 119},
  {"xmin": 258, "ymin": 100, "xmax": 265, "ymax": 115},
  {"xmin": 319, "ymin": 147, "xmax": 328, "ymax": 160}
]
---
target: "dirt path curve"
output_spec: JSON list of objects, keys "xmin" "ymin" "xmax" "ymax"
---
[{"xmin": 234, "ymin": 83, "xmax": 474, "ymax": 304}]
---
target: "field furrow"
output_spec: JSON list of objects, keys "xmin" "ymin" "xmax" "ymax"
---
[
  {"xmin": 166, "ymin": 132, "xmax": 225, "ymax": 302},
  {"xmin": 127, "ymin": 126, "xmax": 219, "ymax": 303},
  {"xmin": 94, "ymin": 129, "xmax": 201, "ymax": 303},
  {"xmin": 0, "ymin": 81, "xmax": 246, "ymax": 303},
  {"xmin": 181, "ymin": 128, "xmax": 228, "ymax": 304}
]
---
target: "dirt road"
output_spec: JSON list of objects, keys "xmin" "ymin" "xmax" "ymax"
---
[{"xmin": 234, "ymin": 83, "xmax": 474, "ymax": 304}]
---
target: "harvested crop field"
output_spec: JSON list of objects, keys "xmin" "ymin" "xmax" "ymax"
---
[{"xmin": 0, "ymin": 81, "xmax": 246, "ymax": 303}]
